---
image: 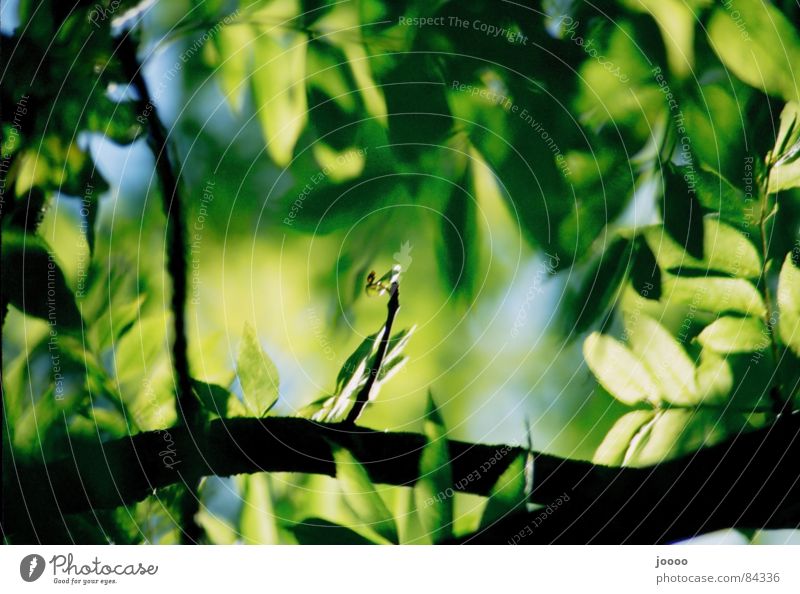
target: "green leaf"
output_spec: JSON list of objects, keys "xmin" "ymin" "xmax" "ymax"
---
[
  {"xmin": 778, "ymin": 253, "xmax": 800, "ymax": 355},
  {"xmin": 311, "ymin": 0, "xmax": 387, "ymax": 124},
  {"xmin": 332, "ymin": 446, "xmax": 398, "ymax": 544},
  {"xmin": 212, "ymin": 24, "xmax": 255, "ymax": 114},
  {"xmin": 695, "ymin": 348, "xmax": 735, "ymax": 405},
  {"xmin": 237, "ymin": 323, "xmax": 279, "ymax": 416},
  {"xmin": 197, "ymin": 510, "xmax": 237, "ymax": 545},
  {"xmin": 192, "ymin": 380, "xmax": 230, "ymax": 416},
  {"xmin": 769, "ymin": 158, "xmax": 800, "ymax": 195},
  {"xmin": 239, "ymin": 474, "xmax": 279, "ymax": 544},
  {"xmin": 382, "ymin": 53, "xmax": 453, "ymax": 161},
  {"xmin": 698, "ymin": 316, "xmax": 770, "ymax": 354},
  {"xmin": 252, "ymin": 30, "xmax": 308, "ymax": 166},
  {"xmin": 593, "ymin": 410, "xmax": 657, "ymax": 466},
  {"xmin": 769, "ymin": 101, "xmax": 800, "ymax": 163},
  {"xmin": 693, "ymin": 168, "xmax": 752, "ymax": 232},
  {"xmin": 662, "ymin": 275, "xmax": 766, "ymax": 317},
  {"xmin": 630, "ymin": 236, "xmax": 662, "ymax": 300},
  {"xmin": 308, "ymin": 325, "xmax": 414, "ymax": 423},
  {"xmin": 12, "ymin": 387, "xmax": 59, "ymax": 454},
  {"xmin": 574, "ymin": 20, "xmax": 662, "ymax": 134},
  {"xmin": 625, "ymin": 314, "xmax": 698, "ymax": 406},
  {"xmin": 622, "ymin": 0, "xmax": 697, "ymax": 76},
  {"xmin": 398, "ymin": 488, "xmax": 429, "ymax": 544},
  {"xmin": 283, "ymin": 173, "xmax": 402, "ymax": 234},
  {"xmin": 113, "ymin": 314, "xmax": 168, "ymax": 388},
  {"xmin": 1, "ymin": 230, "xmax": 83, "ymax": 331},
  {"xmin": 439, "ymin": 165, "xmax": 478, "ymax": 300},
  {"xmin": 768, "ymin": 101, "xmax": 800, "ymax": 193},
  {"xmin": 583, "ymin": 332, "xmax": 660, "ymax": 406},
  {"xmin": 708, "ymin": 0, "xmax": 800, "ymax": 101},
  {"xmin": 619, "ymin": 409, "xmax": 732, "ymax": 467},
  {"xmin": 479, "ymin": 453, "xmax": 530, "ymax": 529},
  {"xmin": 661, "ymin": 165, "xmax": 704, "ymax": 260},
  {"xmin": 293, "ymin": 518, "xmax": 376, "ymax": 545},
  {"xmin": 645, "ymin": 218, "xmax": 761, "ymax": 279},
  {"xmin": 63, "ymin": 191, "xmax": 98, "ymax": 255},
  {"xmin": 414, "ymin": 393, "xmax": 453, "ymax": 543},
  {"xmin": 335, "ymin": 329, "xmax": 383, "ymax": 395},
  {"xmin": 191, "ymin": 380, "xmax": 246, "ymax": 418},
  {"xmin": 569, "ymin": 235, "xmax": 634, "ymax": 334}
]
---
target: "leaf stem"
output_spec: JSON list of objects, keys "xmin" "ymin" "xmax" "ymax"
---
[
  {"xmin": 756, "ymin": 173, "xmax": 786, "ymax": 413},
  {"xmin": 344, "ymin": 282, "xmax": 400, "ymax": 426}
]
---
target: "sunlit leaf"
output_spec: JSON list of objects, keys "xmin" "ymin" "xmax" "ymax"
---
[
  {"xmin": 695, "ymin": 348, "xmax": 735, "ymax": 405},
  {"xmin": 778, "ymin": 253, "xmax": 800, "ymax": 355},
  {"xmin": 239, "ymin": 474, "xmax": 279, "ymax": 544},
  {"xmin": 308, "ymin": 325, "xmax": 413, "ymax": 423},
  {"xmin": 311, "ymin": 143, "xmax": 366, "ymax": 182},
  {"xmin": 252, "ymin": 30, "xmax": 308, "ymax": 166},
  {"xmin": 113, "ymin": 314, "xmax": 169, "ymax": 386},
  {"xmin": 312, "ymin": 0, "xmax": 387, "ymax": 124},
  {"xmin": 479, "ymin": 453, "xmax": 529, "ymax": 529},
  {"xmin": 414, "ymin": 393, "xmax": 453, "ymax": 543},
  {"xmin": 621, "ymin": 409, "xmax": 732, "ymax": 467},
  {"xmin": 645, "ymin": 218, "xmax": 761, "ymax": 279},
  {"xmin": 769, "ymin": 159, "xmax": 800, "ymax": 196},
  {"xmin": 575, "ymin": 20, "xmax": 662, "ymax": 134},
  {"xmin": 12, "ymin": 387, "xmax": 59, "ymax": 454},
  {"xmin": 622, "ymin": 0, "xmax": 701, "ymax": 76},
  {"xmin": 593, "ymin": 410, "xmax": 657, "ymax": 466},
  {"xmin": 662, "ymin": 275, "xmax": 766, "ymax": 317},
  {"xmin": 769, "ymin": 101, "xmax": 800, "ymax": 163},
  {"xmin": 583, "ymin": 332, "xmax": 660, "ymax": 406},
  {"xmin": 708, "ymin": 0, "xmax": 800, "ymax": 101},
  {"xmin": 625, "ymin": 314, "xmax": 697, "ymax": 406},
  {"xmin": 698, "ymin": 316, "xmax": 770, "ymax": 354},
  {"xmin": 237, "ymin": 322, "xmax": 280, "ymax": 416},
  {"xmin": 768, "ymin": 101, "xmax": 800, "ymax": 193},
  {"xmin": 197, "ymin": 510, "xmax": 237, "ymax": 545},
  {"xmin": 332, "ymin": 446, "xmax": 398, "ymax": 544},
  {"xmin": 213, "ymin": 24, "xmax": 255, "ymax": 113}
]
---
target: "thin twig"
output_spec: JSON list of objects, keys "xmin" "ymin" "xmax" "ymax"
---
[
  {"xmin": 344, "ymin": 282, "xmax": 400, "ymax": 425},
  {"xmin": 116, "ymin": 36, "xmax": 198, "ymax": 429},
  {"xmin": 116, "ymin": 34, "xmax": 202, "ymax": 543},
  {"xmin": 756, "ymin": 173, "xmax": 786, "ymax": 413}
]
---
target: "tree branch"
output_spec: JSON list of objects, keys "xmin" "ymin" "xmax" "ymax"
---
[
  {"xmin": 7, "ymin": 415, "xmax": 800, "ymax": 543},
  {"xmin": 116, "ymin": 34, "xmax": 201, "ymax": 543},
  {"xmin": 116, "ymin": 36, "xmax": 198, "ymax": 429}
]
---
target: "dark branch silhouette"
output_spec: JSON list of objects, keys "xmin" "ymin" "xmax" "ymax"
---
[
  {"xmin": 116, "ymin": 34, "xmax": 201, "ymax": 543},
  {"xmin": 7, "ymin": 414, "xmax": 800, "ymax": 543}
]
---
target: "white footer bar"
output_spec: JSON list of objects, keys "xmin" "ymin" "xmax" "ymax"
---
[{"xmin": 2, "ymin": 545, "xmax": 798, "ymax": 592}]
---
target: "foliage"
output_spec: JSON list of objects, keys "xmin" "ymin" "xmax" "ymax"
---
[{"xmin": 3, "ymin": 0, "xmax": 800, "ymax": 544}]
